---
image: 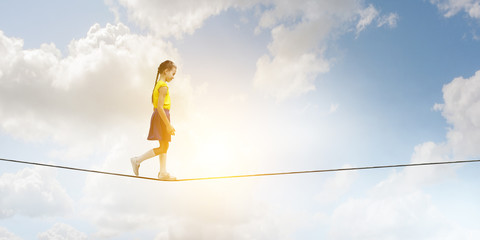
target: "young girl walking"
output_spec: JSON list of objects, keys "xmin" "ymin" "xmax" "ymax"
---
[{"xmin": 131, "ymin": 60, "xmax": 177, "ymax": 180}]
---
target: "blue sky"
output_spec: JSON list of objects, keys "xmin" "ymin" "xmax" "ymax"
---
[{"xmin": 1, "ymin": 0, "xmax": 480, "ymax": 239}]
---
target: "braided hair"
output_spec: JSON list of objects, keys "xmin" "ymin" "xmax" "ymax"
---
[{"xmin": 152, "ymin": 60, "xmax": 176, "ymax": 103}]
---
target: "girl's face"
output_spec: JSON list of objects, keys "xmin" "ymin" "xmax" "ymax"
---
[{"xmin": 164, "ymin": 67, "xmax": 176, "ymax": 82}]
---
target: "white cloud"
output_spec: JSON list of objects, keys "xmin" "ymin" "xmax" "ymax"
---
[
  {"xmin": 0, "ymin": 1, "xmax": 407, "ymax": 238},
  {"xmin": 0, "ymin": 20, "xmax": 294, "ymax": 238},
  {"xmin": 253, "ymin": 0, "xmax": 398, "ymax": 100},
  {"xmin": 325, "ymin": 141, "xmax": 476, "ymax": 239},
  {"xmin": 329, "ymin": 103, "xmax": 339, "ymax": 113},
  {"xmin": 329, "ymin": 189, "xmax": 480, "ymax": 240},
  {"xmin": 438, "ymin": 70, "xmax": 480, "ymax": 158},
  {"xmin": 75, "ymin": 138, "xmax": 249, "ymax": 237},
  {"xmin": 81, "ymin": 166, "xmax": 270, "ymax": 238},
  {"xmin": 374, "ymin": 142, "xmax": 454, "ymax": 197},
  {"xmin": 0, "ymin": 227, "xmax": 22, "ymax": 240},
  {"xmin": 107, "ymin": 0, "xmax": 255, "ymax": 38},
  {"xmin": 38, "ymin": 223, "xmax": 87, "ymax": 240},
  {"xmin": 0, "ymin": 25, "xmax": 225, "ymax": 238},
  {"xmin": 151, "ymin": 202, "xmax": 306, "ymax": 240},
  {"xmin": 253, "ymin": 51, "xmax": 329, "ymax": 100},
  {"xmin": 0, "ymin": 1, "xmax": 402, "ymax": 167},
  {"xmin": 377, "ymin": 12, "xmax": 399, "ymax": 28},
  {"xmin": 325, "ymin": 69, "xmax": 480, "ymax": 239},
  {"xmin": 0, "ymin": 24, "xmax": 180, "ymax": 160},
  {"xmin": 470, "ymin": 2, "xmax": 480, "ymax": 17},
  {"xmin": 253, "ymin": 0, "xmax": 358, "ymax": 100},
  {"xmin": 108, "ymin": 0, "xmax": 397, "ymax": 100},
  {"xmin": 356, "ymin": 5, "xmax": 399, "ymax": 35},
  {"xmin": 255, "ymin": 0, "xmax": 361, "ymax": 31},
  {"xmin": 76, "ymin": 138, "xmax": 306, "ymax": 238},
  {"xmin": 356, "ymin": 4, "xmax": 379, "ymax": 34},
  {"xmin": 315, "ymin": 165, "xmax": 356, "ymax": 204},
  {"xmin": 430, "ymin": 0, "xmax": 480, "ymax": 18},
  {"xmin": 0, "ymin": 167, "xmax": 73, "ymax": 218}
]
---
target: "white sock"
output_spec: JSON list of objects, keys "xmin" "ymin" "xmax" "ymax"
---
[
  {"xmin": 135, "ymin": 149, "xmax": 156, "ymax": 164},
  {"xmin": 159, "ymin": 153, "xmax": 167, "ymax": 174}
]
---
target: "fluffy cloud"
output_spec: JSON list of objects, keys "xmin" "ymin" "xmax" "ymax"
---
[
  {"xmin": 0, "ymin": 227, "xmax": 22, "ymax": 240},
  {"xmin": 78, "ymin": 139, "xmax": 302, "ymax": 238},
  {"xmin": 329, "ymin": 190, "xmax": 480, "ymax": 240},
  {"xmin": 253, "ymin": 14, "xmax": 332, "ymax": 100},
  {"xmin": 0, "ymin": 1, "xmax": 407, "ymax": 238},
  {"xmin": 374, "ymin": 142, "xmax": 454, "ymax": 197},
  {"xmin": 357, "ymin": 6, "xmax": 398, "ymax": 31},
  {"xmin": 431, "ymin": 0, "xmax": 480, "ymax": 18},
  {"xmin": 325, "ymin": 142, "xmax": 476, "ymax": 239},
  {"xmin": 377, "ymin": 12, "xmax": 399, "ymax": 28},
  {"xmin": 0, "ymin": 25, "xmax": 211, "ymax": 237},
  {"xmin": 106, "ymin": 0, "xmax": 255, "ymax": 38},
  {"xmin": 253, "ymin": 0, "xmax": 356, "ymax": 100},
  {"xmin": 0, "ymin": 24, "xmax": 180, "ymax": 159},
  {"xmin": 315, "ymin": 165, "xmax": 356, "ymax": 204},
  {"xmin": 0, "ymin": 19, "xmax": 292, "ymax": 239},
  {"xmin": 436, "ymin": 70, "xmax": 480, "ymax": 158},
  {"xmin": 252, "ymin": 0, "xmax": 398, "ymax": 100},
  {"xmin": 81, "ymin": 165, "xmax": 260, "ymax": 238},
  {"xmin": 0, "ymin": 167, "xmax": 73, "ymax": 218},
  {"xmin": 356, "ymin": 4, "xmax": 379, "ymax": 34},
  {"xmin": 253, "ymin": 51, "xmax": 329, "ymax": 100},
  {"xmin": 108, "ymin": 0, "xmax": 397, "ymax": 100},
  {"xmin": 37, "ymin": 223, "xmax": 87, "ymax": 240},
  {"xmin": 326, "ymin": 69, "xmax": 480, "ymax": 239}
]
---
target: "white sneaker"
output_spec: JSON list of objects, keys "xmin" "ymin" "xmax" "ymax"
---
[
  {"xmin": 130, "ymin": 157, "xmax": 140, "ymax": 176},
  {"xmin": 158, "ymin": 172, "xmax": 176, "ymax": 181}
]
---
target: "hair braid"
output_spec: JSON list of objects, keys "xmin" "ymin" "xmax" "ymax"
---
[{"xmin": 152, "ymin": 60, "xmax": 176, "ymax": 104}]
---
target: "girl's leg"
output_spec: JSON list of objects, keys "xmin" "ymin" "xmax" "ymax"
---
[
  {"xmin": 158, "ymin": 141, "xmax": 175, "ymax": 180},
  {"xmin": 130, "ymin": 149, "xmax": 157, "ymax": 176},
  {"xmin": 158, "ymin": 140, "xmax": 169, "ymax": 174},
  {"xmin": 134, "ymin": 149, "xmax": 157, "ymax": 163},
  {"xmin": 159, "ymin": 153, "xmax": 167, "ymax": 175}
]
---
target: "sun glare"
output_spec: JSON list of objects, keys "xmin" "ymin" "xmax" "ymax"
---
[{"xmin": 196, "ymin": 136, "xmax": 232, "ymax": 174}]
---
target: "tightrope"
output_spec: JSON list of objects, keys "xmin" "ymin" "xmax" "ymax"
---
[{"xmin": 1, "ymin": 157, "xmax": 480, "ymax": 182}]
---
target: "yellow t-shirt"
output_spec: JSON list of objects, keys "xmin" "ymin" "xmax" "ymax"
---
[{"xmin": 152, "ymin": 80, "xmax": 171, "ymax": 110}]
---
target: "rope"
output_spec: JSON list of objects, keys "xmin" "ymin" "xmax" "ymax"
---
[
  {"xmin": 1, "ymin": 157, "xmax": 480, "ymax": 182},
  {"xmin": 0, "ymin": 157, "xmax": 164, "ymax": 181}
]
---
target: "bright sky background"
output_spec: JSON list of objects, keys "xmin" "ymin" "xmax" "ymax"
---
[{"xmin": 1, "ymin": 0, "xmax": 480, "ymax": 239}]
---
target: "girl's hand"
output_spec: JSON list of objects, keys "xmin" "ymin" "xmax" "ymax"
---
[{"xmin": 167, "ymin": 124, "xmax": 176, "ymax": 136}]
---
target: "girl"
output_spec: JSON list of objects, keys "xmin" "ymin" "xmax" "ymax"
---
[{"xmin": 131, "ymin": 60, "xmax": 177, "ymax": 180}]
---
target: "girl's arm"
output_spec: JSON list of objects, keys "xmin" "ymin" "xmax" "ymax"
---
[{"xmin": 157, "ymin": 87, "xmax": 175, "ymax": 135}]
